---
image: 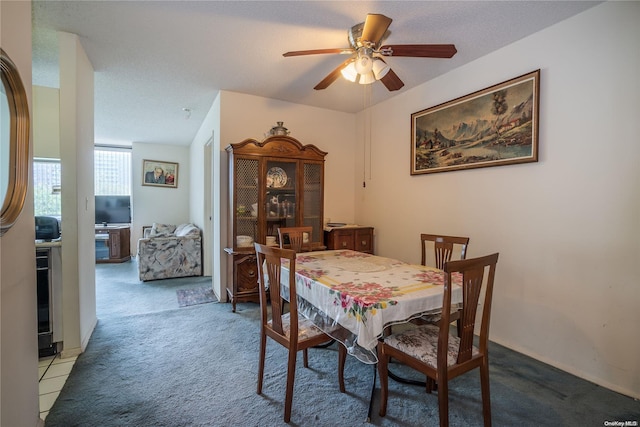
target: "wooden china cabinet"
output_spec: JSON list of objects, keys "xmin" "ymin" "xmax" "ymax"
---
[{"xmin": 224, "ymin": 135, "xmax": 327, "ymax": 312}]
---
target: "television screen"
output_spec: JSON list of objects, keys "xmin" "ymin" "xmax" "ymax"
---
[{"xmin": 95, "ymin": 195, "xmax": 131, "ymax": 225}]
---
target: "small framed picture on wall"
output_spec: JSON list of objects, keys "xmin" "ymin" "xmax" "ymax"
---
[{"xmin": 142, "ymin": 159, "xmax": 178, "ymax": 188}]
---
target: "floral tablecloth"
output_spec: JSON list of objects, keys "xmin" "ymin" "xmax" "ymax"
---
[{"xmin": 281, "ymin": 250, "xmax": 462, "ymax": 363}]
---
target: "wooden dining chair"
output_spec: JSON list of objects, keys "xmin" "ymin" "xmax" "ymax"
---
[
  {"xmin": 277, "ymin": 226, "xmax": 313, "ymax": 253},
  {"xmin": 417, "ymin": 233, "xmax": 470, "ymax": 335},
  {"xmin": 254, "ymin": 243, "xmax": 346, "ymax": 423},
  {"xmin": 279, "ymin": 225, "xmax": 338, "ymax": 349},
  {"xmin": 421, "ymin": 233, "xmax": 469, "ymax": 269},
  {"xmin": 377, "ymin": 253, "xmax": 499, "ymax": 427}
]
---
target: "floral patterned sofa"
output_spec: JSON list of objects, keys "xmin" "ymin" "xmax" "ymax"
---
[{"xmin": 137, "ymin": 223, "xmax": 202, "ymax": 281}]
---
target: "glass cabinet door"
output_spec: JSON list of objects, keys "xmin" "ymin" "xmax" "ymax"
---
[
  {"xmin": 303, "ymin": 162, "xmax": 323, "ymax": 243},
  {"xmin": 265, "ymin": 159, "xmax": 297, "ymax": 245},
  {"xmin": 235, "ymin": 158, "xmax": 258, "ymax": 249}
]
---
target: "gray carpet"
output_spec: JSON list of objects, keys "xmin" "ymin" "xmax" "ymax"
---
[
  {"xmin": 95, "ymin": 262, "xmax": 215, "ymax": 320},
  {"xmin": 44, "ymin": 261, "xmax": 639, "ymax": 426}
]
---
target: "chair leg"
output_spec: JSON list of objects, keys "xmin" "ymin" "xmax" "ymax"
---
[
  {"xmin": 284, "ymin": 349, "xmax": 298, "ymax": 423},
  {"xmin": 377, "ymin": 344, "xmax": 389, "ymax": 417},
  {"xmin": 338, "ymin": 343, "xmax": 346, "ymax": 393},
  {"xmin": 437, "ymin": 376, "xmax": 449, "ymax": 427},
  {"xmin": 426, "ymin": 377, "xmax": 435, "ymax": 393},
  {"xmin": 257, "ymin": 332, "xmax": 266, "ymax": 395},
  {"xmin": 303, "ymin": 348, "xmax": 309, "ymax": 368},
  {"xmin": 480, "ymin": 359, "xmax": 492, "ymax": 427}
]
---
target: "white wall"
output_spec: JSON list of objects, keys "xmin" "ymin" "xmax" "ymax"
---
[
  {"xmin": 354, "ymin": 2, "xmax": 640, "ymax": 398},
  {"xmin": 0, "ymin": 2, "xmax": 41, "ymax": 426},
  {"xmin": 131, "ymin": 143, "xmax": 191, "ymax": 247},
  {"xmin": 32, "ymin": 86, "xmax": 60, "ymax": 158},
  {"xmin": 189, "ymin": 94, "xmax": 220, "ymax": 279},
  {"xmin": 58, "ymin": 31, "xmax": 96, "ymax": 357}
]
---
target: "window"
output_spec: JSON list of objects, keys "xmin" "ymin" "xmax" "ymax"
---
[
  {"xmin": 33, "ymin": 158, "xmax": 62, "ymax": 216},
  {"xmin": 94, "ymin": 147, "xmax": 131, "ymax": 196},
  {"xmin": 33, "ymin": 147, "xmax": 131, "ymax": 217}
]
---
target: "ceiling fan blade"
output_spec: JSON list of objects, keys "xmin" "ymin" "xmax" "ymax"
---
[
  {"xmin": 314, "ymin": 58, "xmax": 354, "ymax": 90},
  {"xmin": 361, "ymin": 14, "xmax": 392, "ymax": 45},
  {"xmin": 283, "ymin": 48, "xmax": 354, "ymax": 57},
  {"xmin": 380, "ymin": 69, "xmax": 404, "ymax": 91},
  {"xmin": 379, "ymin": 44, "xmax": 457, "ymax": 58}
]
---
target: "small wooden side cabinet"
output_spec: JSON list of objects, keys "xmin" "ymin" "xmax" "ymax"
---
[
  {"xmin": 224, "ymin": 248, "xmax": 259, "ymax": 313},
  {"xmin": 95, "ymin": 225, "xmax": 131, "ymax": 263},
  {"xmin": 324, "ymin": 226, "xmax": 374, "ymax": 254}
]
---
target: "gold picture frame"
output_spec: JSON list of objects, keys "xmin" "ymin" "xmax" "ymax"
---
[
  {"xmin": 411, "ymin": 70, "xmax": 540, "ymax": 175},
  {"xmin": 142, "ymin": 159, "xmax": 178, "ymax": 188},
  {"xmin": 1, "ymin": 48, "xmax": 31, "ymax": 235}
]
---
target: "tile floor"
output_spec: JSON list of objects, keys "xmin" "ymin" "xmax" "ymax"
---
[{"xmin": 38, "ymin": 354, "xmax": 77, "ymax": 421}]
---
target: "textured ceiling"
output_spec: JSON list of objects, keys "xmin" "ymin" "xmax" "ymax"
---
[{"xmin": 31, "ymin": 1, "xmax": 601, "ymax": 146}]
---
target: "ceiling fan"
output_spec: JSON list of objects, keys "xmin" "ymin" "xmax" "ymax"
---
[{"xmin": 283, "ymin": 14, "xmax": 457, "ymax": 91}]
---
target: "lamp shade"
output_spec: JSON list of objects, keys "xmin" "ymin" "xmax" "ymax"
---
[
  {"xmin": 358, "ymin": 72, "xmax": 376, "ymax": 85},
  {"xmin": 341, "ymin": 62, "xmax": 358, "ymax": 82},
  {"xmin": 354, "ymin": 53, "xmax": 373, "ymax": 75},
  {"xmin": 372, "ymin": 59, "xmax": 390, "ymax": 80}
]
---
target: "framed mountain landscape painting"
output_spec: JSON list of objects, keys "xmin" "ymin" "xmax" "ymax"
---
[{"xmin": 411, "ymin": 70, "xmax": 540, "ymax": 175}]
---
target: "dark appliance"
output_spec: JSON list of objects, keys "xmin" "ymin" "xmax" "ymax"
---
[
  {"xmin": 35, "ymin": 246, "xmax": 62, "ymax": 358},
  {"xmin": 35, "ymin": 216, "xmax": 61, "ymax": 241},
  {"xmin": 36, "ymin": 248, "xmax": 56, "ymax": 357}
]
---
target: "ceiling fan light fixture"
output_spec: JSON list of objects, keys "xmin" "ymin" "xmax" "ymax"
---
[
  {"xmin": 341, "ymin": 62, "xmax": 358, "ymax": 82},
  {"xmin": 372, "ymin": 59, "xmax": 390, "ymax": 80},
  {"xmin": 285, "ymin": 13, "xmax": 457, "ymax": 92}
]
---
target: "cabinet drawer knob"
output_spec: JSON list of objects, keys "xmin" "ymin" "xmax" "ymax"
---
[
  {"xmin": 342, "ymin": 242, "xmax": 347, "ymax": 247},
  {"xmin": 248, "ymin": 271, "xmax": 256, "ymax": 277},
  {"xmin": 361, "ymin": 240, "xmax": 367, "ymax": 246}
]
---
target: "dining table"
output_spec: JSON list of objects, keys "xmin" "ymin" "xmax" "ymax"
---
[
  {"xmin": 279, "ymin": 249, "xmax": 463, "ymax": 364},
  {"xmin": 275, "ymin": 249, "xmax": 464, "ymax": 421}
]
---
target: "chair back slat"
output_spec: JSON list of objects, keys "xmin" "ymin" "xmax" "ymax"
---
[
  {"xmin": 457, "ymin": 266, "xmax": 485, "ymax": 363},
  {"xmin": 435, "ymin": 243, "xmax": 453, "ymax": 270},
  {"xmin": 278, "ymin": 226, "xmax": 313, "ymax": 253},
  {"xmin": 266, "ymin": 252, "xmax": 284, "ymax": 334}
]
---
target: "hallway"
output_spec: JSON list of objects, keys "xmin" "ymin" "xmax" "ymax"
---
[{"xmin": 39, "ymin": 260, "xmax": 213, "ymax": 421}]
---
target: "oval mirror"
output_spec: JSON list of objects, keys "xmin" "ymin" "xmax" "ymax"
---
[{"xmin": 1, "ymin": 48, "xmax": 30, "ymax": 235}]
